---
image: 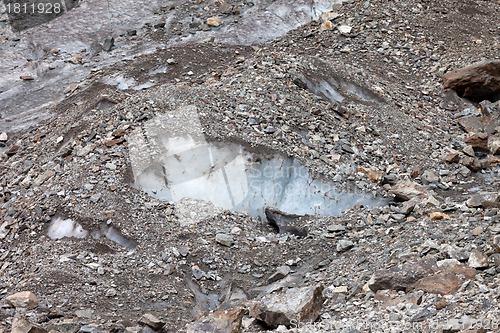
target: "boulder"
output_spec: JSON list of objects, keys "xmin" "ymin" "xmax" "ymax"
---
[
  {"xmin": 367, "ymin": 264, "xmax": 432, "ymax": 292},
  {"xmin": 6, "ymin": 291, "xmax": 39, "ymax": 309},
  {"xmin": 442, "ymin": 60, "xmax": 500, "ymax": 103},
  {"xmin": 11, "ymin": 316, "xmax": 47, "ymax": 333},
  {"xmin": 264, "ymin": 208, "xmax": 308, "ymax": 237},
  {"xmin": 138, "ymin": 313, "xmax": 165, "ymax": 330},
  {"xmin": 186, "ymin": 307, "xmax": 244, "ymax": 333},
  {"xmin": 249, "ymin": 285, "xmax": 324, "ymax": 328}
]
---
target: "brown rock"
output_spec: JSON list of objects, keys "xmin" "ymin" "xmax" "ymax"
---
[
  {"xmin": 374, "ymin": 290, "xmax": 423, "ymax": 309},
  {"xmin": 442, "ymin": 148, "xmax": 461, "ymax": 163},
  {"xmin": 20, "ymin": 75, "xmax": 34, "ymax": 81},
  {"xmin": 105, "ymin": 138, "xmax": 125, "ymax": 147},
  {"xmin": 6, "ymin": 291, "xmax": 39, "ymax": 309},
  {"xmin": 429, "ymin": 212, "xmax": 449, "ymax": 220},
  {"xmin": 464, "ymin": 132, "xmax": 488, "ymax": 150},
  {"xmin": 249, "ymin": 285, "xmax": 324, "ymax": 328},
  {"xmin": 442, "ymin": 60, "xmax": 500, "ymax": 103},
  {"xmin": 11, "ymin": 316, "xmax": 47, "ymax": 333},
  {"xmin": 206, "ymin": 17, "xmax": 222, "ymax": 27},
  {"xmin": 186, "ymin": 307, "xmax": 244, "ymax": 333},
  {"xmin": 414, "ymin": 272, "xmax": 462, "ymax": 295},
  {"xmin": 479, "ymin": 154, "xmax": 500, "ymax": 169},
  {"xmin": 435, "ymin": 297, "xmax": 449, "ymax": 310},
  {"xmin": 460, "ymin": 156, "xmax": 482, "ymax": 171}
]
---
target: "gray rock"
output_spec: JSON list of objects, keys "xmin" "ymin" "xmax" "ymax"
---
[
  {"xmin": 336, "ymin": 239, "xmax": 354, "ymax": 252},
  {"xmin": 268, "ymin": 266, "xmax": 291, "ymax": 283},
  {"xmin": 216, "ymin": 233, "xmax": 234, "ymax": 247},
  {"xmin": 249, "ymin": 285, "xmax": 324, "ymax": 328},
  {"xmin": 103, "ymin": 36, "xmax": 115, "ymax": 52},
  {"xmin": 468, "ymin": 249, "xmax": 489, "ymax": 268},
  {"xmin": 367, "ymin": 264, "xmax": 432, "ymax": 292}
]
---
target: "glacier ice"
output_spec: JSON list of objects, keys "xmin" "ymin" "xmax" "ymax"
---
[{"xmin": 129, "ymin": 107, "xmax": 382, "ymax": 218}]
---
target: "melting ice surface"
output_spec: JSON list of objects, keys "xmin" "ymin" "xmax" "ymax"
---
[{"xmin": 129, "ymin": 109, "xmax": 381, "ymax": 218}]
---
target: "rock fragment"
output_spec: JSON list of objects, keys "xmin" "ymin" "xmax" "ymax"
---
[
  {"xmin": 206, "ymin": 17, "xmax": 222, "ymax": 27},
  {"xmin": 367, "ymin": 265, "xmax": 431, "ymax": 292},
  {"xmin": 468, "ymin": 250, "xmax": 489, "ymax": 268},
  {"xmin": 216, "ymin": 233, "xmax": 234, "ymax": 247}
]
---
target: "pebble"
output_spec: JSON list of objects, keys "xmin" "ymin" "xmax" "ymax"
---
[{"xmin": 0, "ymin": 132, "xmax": 7, "ymax": 141}]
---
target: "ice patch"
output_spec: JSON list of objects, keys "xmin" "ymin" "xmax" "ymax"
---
[
  {"xmin": 47, "ymin": 217, "xmax": 88, "ymax": 239},
  {"xmin": 128, "ymin": 106, "xmax": 382, "ymax": 218}
]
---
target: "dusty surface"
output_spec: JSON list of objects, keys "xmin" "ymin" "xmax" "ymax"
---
[{"xmin": 1, "ymin": 0, "xmax": 500, "ymax": 332}]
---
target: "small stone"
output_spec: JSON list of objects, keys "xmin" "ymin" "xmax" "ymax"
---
[
  {"xmin": 105, "ymin": 162, "xmax": 117, "ymax": 170},
  {"xmin": 90, "ymin": 193, "xmax": 102, "ymax": 203},
  {"xmin": 216, "ymin": 233, "xmax": 234, "ymax": 247},
  {"xmin": 192, "ymin": 265, "xmax": 205, "ymax": 280},
  {"xmin": 435, "ymin": 297, "xmax": 449, "ymax": 310},
  {"xmin": 327, "ymin": 224, "xmax": 346, "ymax": 233},
  {"xmin": 64, "ymin": 83, "xmax": 79, "ymax": 94},
  {"xmin": 6, "ymin": 291, "xmax": 39, "ymax": 309},
  {"xmin": 20, "ymin": 75, "xmax": 34, "ymax": 80},
  {"xmin": 472, "ymin": 226, "xmax": 484, "ymax": 236},
  {"xmin": 139, "ymin": 313, "xmax": 165, "ymax": 330},
  {"xmin": 103, "ymin": 36, "xmax": 115, "ymax": 52},
  {"xmin": 0, "ymin": 132, "xmax": 8, "ymax": 141},
  {"xmin": 75, "ymin": 309, "xmax": 94, "ymax": 319},
  {"xmin": 337, "ymin": 25, "xmax": 352, "ymax": 34},
  {"xmin": 67, "ymin": 53, "xmax": 83, "ymax": 64},
  {"xmin": 468, "ymin": 249, "xmax": 489, "ymax": 268},
  {"xmin": 429, "ymin": 212, "xmax": 449, "ymax": 220},
  {"xmin": 231, "ymin": 227, "xmax": 242, "ymax": 235},
  {"xmin": 105, "ymin": 288, "xmax": 117, "ymax": 297},
  {"xmin": 249, "ymin": 285, "xmax": 324, "ymax": 328},
  {"xmin": 33, "ymin": 170, "xmax": 55, "ymax": 187},
  {"xmin": 268, "ymin": 266, "xmax": 291, "ymax": 283},
  {"xmin": 105, "ymin": 138, "xmax": 125, "ymax": 147},
  {"xmin": 167, "ymin": 58, "xmax": 176, "ymax": 65},
  {"xmin": 442, "ymin": 148, "xmax": 461, "ymax": 163},
  {"xmin": 336, "ymin": 239, "xmax": 354, "ymax": 252},
  {"xmin": 206, "ymin": 17, "xmax": 222, "ymax": 27}
]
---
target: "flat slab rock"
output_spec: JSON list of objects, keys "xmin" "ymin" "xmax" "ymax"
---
[
  {"xmin": 249, "ymin": 284, "xmax": 324, "ymax": 328},
  {"xmin": 442, "ymin": 60, "xmax": 500, "ymax": 103}
]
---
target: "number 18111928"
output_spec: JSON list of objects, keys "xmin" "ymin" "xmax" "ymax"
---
[{"xmin": 6, "ymin": 1, "xmax": 62, "ymax": 14}]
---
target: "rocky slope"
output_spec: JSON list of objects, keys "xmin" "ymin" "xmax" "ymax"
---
[{"xmin": 1, "ymin": 0, "xmax": 499, "ymax": 332}]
